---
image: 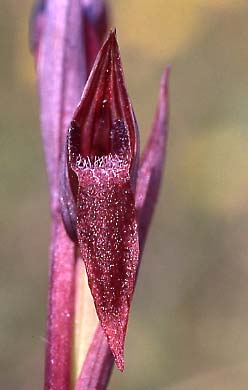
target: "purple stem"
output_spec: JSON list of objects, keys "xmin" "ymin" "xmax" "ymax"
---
[
  {"xmin": 37, "ymin": 0, "xmax": 86, "ymax": 213},
  {"xmin": 45, "ymin": 214, "xmax": 75, "ymax": 390},
  {"xmin": 35, "ymin": 1, "xmax": 86, "ymax": 389}
]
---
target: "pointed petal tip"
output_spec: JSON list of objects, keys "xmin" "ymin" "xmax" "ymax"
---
[
  {"xmin": 111, "ymin": 335, "xmax": 125, "ymax": 371},
  {"xmin": 109, "ymin": 336, "xmax": 125, "ymax": 371},
  {"xmin": 89, "ymin": 27, "xmax": 118, "ymax": 64},
  {"xmin": 111, "ymin": 27, "xmax": 117, "ymax": 36},
  {"xmin": 104, "ymin": 27, "xmax": 118, "ymax": 48},
  {"xmin": 116, "ymin": 357, "xmax": 125, "ymax": 372},
  {"xmin": 160, "ymin": 64, "xmax": 171, "ymax": 95},
  {"xmin": 98, "ymin": 307, "xmax": 128, "ymax": 372}
]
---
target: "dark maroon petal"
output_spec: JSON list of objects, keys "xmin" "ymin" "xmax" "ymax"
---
[
  {"xmin": 72, "ymin": 30, "xmax": 139, "ymax": 168},
  {"xmin": 136, "ymin": 66, "xmax": 170, "ymax": 252},
  {"xmin": 61, "ymin": 29, "xmax": 139, "ymax": 240},
  {"xmin": 67, "ymin": 31, "xmax": 140, "ymax": 370}
]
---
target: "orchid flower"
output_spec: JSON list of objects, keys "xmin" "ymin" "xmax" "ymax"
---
[{"xmin": 30, "ymin": 0, "xmax": 170, "ymax": 389}]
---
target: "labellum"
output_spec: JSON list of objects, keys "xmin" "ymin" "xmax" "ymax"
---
[{"xmin": 61, "ymin": 30, "xmax": 140, "ymax": 370}]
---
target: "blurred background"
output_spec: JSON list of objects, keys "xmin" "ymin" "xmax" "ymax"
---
[{"xmin": 1, "ymin": 0, "xmax": 248, "ymax": 388}]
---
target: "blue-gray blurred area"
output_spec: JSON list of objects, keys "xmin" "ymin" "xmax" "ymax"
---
[{"xmin": 1, "ymin": 0, "xmax": 248, "ymax": 389}]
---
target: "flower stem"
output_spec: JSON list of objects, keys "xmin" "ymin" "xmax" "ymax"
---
[{"xmin": 45, "ymin": 213, "xmax": 75, "ymax": 390}]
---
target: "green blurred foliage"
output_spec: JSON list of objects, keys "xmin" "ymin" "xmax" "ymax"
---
[{"xmin": 1, "ymin": 0, "xmax": 248, "ymax": 389}]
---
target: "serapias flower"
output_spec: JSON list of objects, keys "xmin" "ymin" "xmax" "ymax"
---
[
  {"xmin": 31, "ymin": 0, "xmax": 170, "ymax": 388},
  {"xmin": 75, "ymin": 61, "xmax": 170, "ymax": 389},
  {"xmin": 61, "ymin": 31, "xmax": 139, "ymax": 371}
]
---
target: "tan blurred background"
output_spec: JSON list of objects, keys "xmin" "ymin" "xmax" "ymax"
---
[{"xmin": 1, "ymin": 0, "xmax": 248, "ymax": 389}]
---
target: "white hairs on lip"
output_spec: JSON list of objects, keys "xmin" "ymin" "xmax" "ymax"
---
[{"xmin": 76, "ymin": 153, "xmax": 127, "ymax": 170}]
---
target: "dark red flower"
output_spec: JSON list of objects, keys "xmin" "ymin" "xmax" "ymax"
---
[
  {"xmin": 31, "ymin": 0, "xmax": 170, "ymax": 387},
  {"xmin": 61, "ymin": 31, "xmax": 139, "ymax": 370}
]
